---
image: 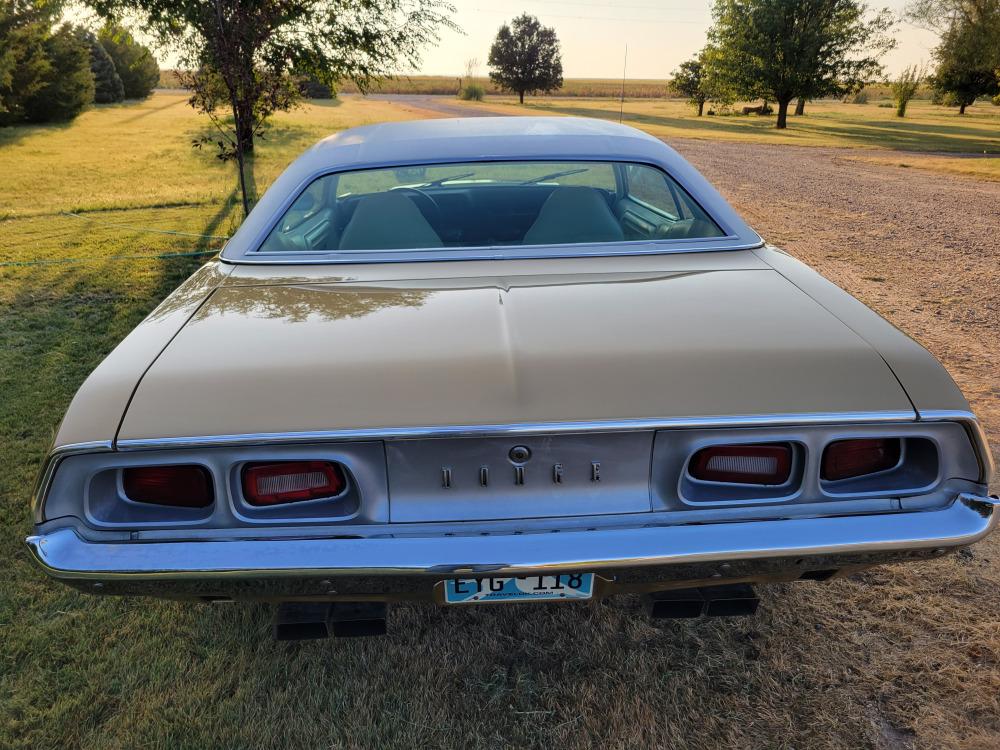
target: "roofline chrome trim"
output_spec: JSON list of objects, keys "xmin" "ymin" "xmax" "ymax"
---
[
  {"xmin": 114, "ymin": 410, "xmax": 919, "ymax": 451},
  {"xmin": 25, "ymin": 493, "xmax": 997, "ymax": 581},
  {"xmin": 32, "ymin": 441, "xmax": 113, "ymax": 525},
  {"xmin": 229, "ymin": 239, "xmax": 767, "ymax": 266}
]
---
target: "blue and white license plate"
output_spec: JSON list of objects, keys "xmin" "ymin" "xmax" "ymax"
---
[{"xmin": 443, "ymin": 573, "xmax": 594, "ymax": 604}]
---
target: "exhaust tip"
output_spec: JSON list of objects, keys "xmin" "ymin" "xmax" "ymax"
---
[
  {"xmin": 646, "ymin": 584, "xmax": 759, "ymax": 620},
  {"xmin": 273, "ymin": 601, "xmax": 389, "ymax": 640},
  {"xmin": 273, "ymin": 603, "xmax": 333, "ymax": 641}
]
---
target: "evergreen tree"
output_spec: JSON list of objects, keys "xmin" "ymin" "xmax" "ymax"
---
[
  {"xmin": 23, "ymin": 23, "xmax": 95, "ymax": 122},
  {"xmin": 98, "ymin": 24, "xmax": 159, "ymax": 99},
  {"xmin": 78, "ymin": 28, "xmax": 125, "ymax": 103}
]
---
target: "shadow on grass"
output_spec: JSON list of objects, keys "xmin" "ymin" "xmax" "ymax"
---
[
  {"xmin": 523, "ymin": 102, "xmax": 1000, "ymax": 153},
  {"xmin": 306, "ymin": 97, "xmax": 344, "ymax": 109},
  {"xmin": 0, "ymin": 117, "xmax": 75, "ymax": 148},
  {"xmin": 116, "ymin": 95, "xmax": 188, "ymax": 125}
]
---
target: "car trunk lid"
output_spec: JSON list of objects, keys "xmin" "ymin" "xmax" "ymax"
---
[{"xmin": 116, "ymin": 266, "xmax": 915, "ymax": 443}]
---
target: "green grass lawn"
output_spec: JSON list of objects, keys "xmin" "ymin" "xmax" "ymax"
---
[{"xmin": 2, "ymin": 92, "xmax": 999, "ymax": 749}]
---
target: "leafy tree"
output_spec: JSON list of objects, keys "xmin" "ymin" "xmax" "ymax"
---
[
  {"xmin": 908, "ymin": 1, "xmax": 1000, "ymax": 113},
  {"xmin": 708, "ymin": 0, "xmax": 896, "ymax": 129},
  {"xmin": 889, "ymin": 63, "xmax": 924, "ymax": 116},
  {"xmin": 932, "ymin": 58, "xmax": 999, "ymax": 113},
  {"xmin": 671, "ymin": 56, "xmax": 710, "ymax": 115},
  {"xmin": 23, "ymin": 23, "xmax": 95, "ymax": 122},
  {"xmin": 88, "ymin": 1, "xmax": 457, "ymax": 217},
  {"xmin": 488, "ymin": 13, "xmax": 563, "ymax": 104},
  {"xmin": 97, "ymin": 24, "xmax": 159, "ymax": 99},
  {"xmin": 78, "ymin": 28, "xmax": 125, "ymax": 103}
]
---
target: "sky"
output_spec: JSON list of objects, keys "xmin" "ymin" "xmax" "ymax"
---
[
  {"xmin": 414, "ymin": 0, "xmax": 940, "ymax": 79},
  {"xmin": 116, "ymin": 0, "xmax": 942, "ymax": 81}
]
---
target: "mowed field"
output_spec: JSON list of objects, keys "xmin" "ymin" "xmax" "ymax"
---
[
  {"xmin": 441, "ymin": 95, "xmax": 1000, "ymax": 180},
  {"xmin": 2, "ymin": 91, "xmax": 999, "ymax": 749}
]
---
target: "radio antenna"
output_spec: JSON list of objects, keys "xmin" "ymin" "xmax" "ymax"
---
[{"xmin": 619, "ymin": 44, "xmax": 628, "ymax": 123}]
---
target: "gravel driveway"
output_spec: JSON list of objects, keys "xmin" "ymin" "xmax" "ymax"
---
[{"xmin": 671, "ymin": 140, "xmax": 1000, "ymax": 463}]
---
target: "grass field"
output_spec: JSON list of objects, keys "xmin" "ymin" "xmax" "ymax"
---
[
  {"xmin": 158, "ymin": 70, "xmax": 674, "ymax": 98},
  {"xmin": 455, "ymin": 96, "xmax": 1000, "ymax": 175},
  {"xmin": 1, "ymin": 92, "xmax": 999, "ymax": 748}
]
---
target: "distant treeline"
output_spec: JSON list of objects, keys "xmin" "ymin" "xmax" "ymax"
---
[{"xmin": 159, "ymin": 71, "xmax": 676, "ymax": 99}]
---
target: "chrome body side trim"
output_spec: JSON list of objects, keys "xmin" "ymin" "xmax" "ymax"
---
[
  {"xmin": 114, "ymin": 410, "xmax": 920, "ymax": 451},
  {"xmin": 26, "ymin": 494, "xmax": 997, "ymax": 584}
]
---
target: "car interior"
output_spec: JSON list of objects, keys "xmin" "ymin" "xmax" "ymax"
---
[{"xmin": 258, "ymin": 161, "xmax": 726, "ymax": 254}]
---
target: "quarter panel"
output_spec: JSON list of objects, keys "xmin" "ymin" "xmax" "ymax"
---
[{"xmin": 53, "ymin": 261, "xmax": 232, "ymax": 448}]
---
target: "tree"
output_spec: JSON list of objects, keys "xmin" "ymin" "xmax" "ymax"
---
[
  {"xmin": 671, "ymin": 56, "xmax": 710, "ymax": 115},
  {"xmin": 932, "ymin": 58, "xmax": 999, "ymax": 113},
  {"xmin": 88, "ymin": 1, "xmax": 457, "ymax": 217},
  {"xmin": 78, "ymin": 28, "xmax": 125, "ymax": 103},
  {"xmin": 97, "ymin": 24, "xmax": 159, "ymax": 99},
  {"xmin": 0, "ymin": 1, "xmax": 61, "ymax": 121},
  {"xmin": 908, "ymin": 1, "xmax": 1000, "ymax": 114},
  {"xmin": 889, "ymin": 64, "xmax": 924, "ymax": 116},
  {"xmin": 708, "ymin": 0, "xmax": 896, "ymax": 129},
  {"xmin": 22, "ymin": 23, "xmax": 94, "ymax": 122},
  {"xmin": 488, "ymin": 13, "xmax": 563, "ymax": 104}
]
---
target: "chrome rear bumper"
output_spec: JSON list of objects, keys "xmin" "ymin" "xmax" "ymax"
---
[{"xmin": 26, "ymin": 494, "xmax": 998, "ymax": 601}]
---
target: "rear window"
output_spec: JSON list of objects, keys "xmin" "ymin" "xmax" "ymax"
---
[{"xmin": 257, "ymin": 160, "xmax": 725, "ymax": 254}]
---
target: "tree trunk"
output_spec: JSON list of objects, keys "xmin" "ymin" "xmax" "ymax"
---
[
  {"xmin": 227, "ymin": 89, "xmax": 254, "ymax": 216},
  {"xmin": 236, "ymin": 99, "xmax": 255, "ymax": 155},
  {"xmin": 518, "ymin": 90, "xmax": 524, "ymax": 104},
  {"xmin": 959, "ymin": 102, "xmax": 966, "ymax": 114},
  {"xmin": 795, "ymin": 97, "xmax": 805, "ymax": 115},
  {"xmin": 776, "ymin": 98, "xmax": 791, "ymax": 129},
  {"xmin": 896, "ymin": 99, "xmax": 907, "ymax": 118},
  {"xmin": 697, "ymin": 99, "xmax": 705, "ymax": 116}
]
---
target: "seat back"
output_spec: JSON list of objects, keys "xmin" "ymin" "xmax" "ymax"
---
[
  {"xmin": 339, "ymin": 192, "xmax": 443, "ymax": 251},
  {"xmin": 522, "ymin": 186, "xmax": 625, "ymax": 246}
]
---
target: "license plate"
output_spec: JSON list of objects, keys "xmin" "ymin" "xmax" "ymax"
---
[{"xmin": 443, "ymin": 573, "xmax": 594, "ymax": 604}]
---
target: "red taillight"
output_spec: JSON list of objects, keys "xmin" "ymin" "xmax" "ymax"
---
[
  {"xmin": 689, "ymin": 443, "xmax": 792, "ymax": 485},
  {"xmin": 122, "ymin": 465, "xmax": 213, "ymax": 507},
  {"xmin": 822, "ymin": 438, "xmax": 901, "ymax": 481},
  {"xmin": 242, "ymin": 461, "xmax": 346, "ymax": 506}
]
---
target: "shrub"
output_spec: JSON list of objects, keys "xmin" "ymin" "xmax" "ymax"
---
[
  {"xmin": 993, "ymin": 93, "xmax": 1000, "ymax": 106},
  {"xmin": 850, "ymin": 88, "xmax": 869, "ymax": 104},
  {"xmin": 77, "ymin": 28, "xmax": 124, "ymax": 103},
  {"xmin": 298, "ymin": 76, "xmax": 335, "ymax": 99},
  {"xmin": 459, "ymin": 83, "xmax": 485, "ymax": 101},
  {"xmin": 877, "ymin": 102, "xmax": 893, "ymax": 108},
  {"xmin": 98, "ymin": 24, "xmax": 159, "ymax": 99},
  {"xmin": 23, "ymin": 24, "xmax": 94, "ymax": 123},
  {"xmin": 939, "ymin": 90, "xmax": 962, "ymax": 108}
]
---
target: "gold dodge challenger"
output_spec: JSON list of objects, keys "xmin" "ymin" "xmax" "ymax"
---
[{"xmin": 28, "ymin": 117, "xmax": 997, "ymax": 639}]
